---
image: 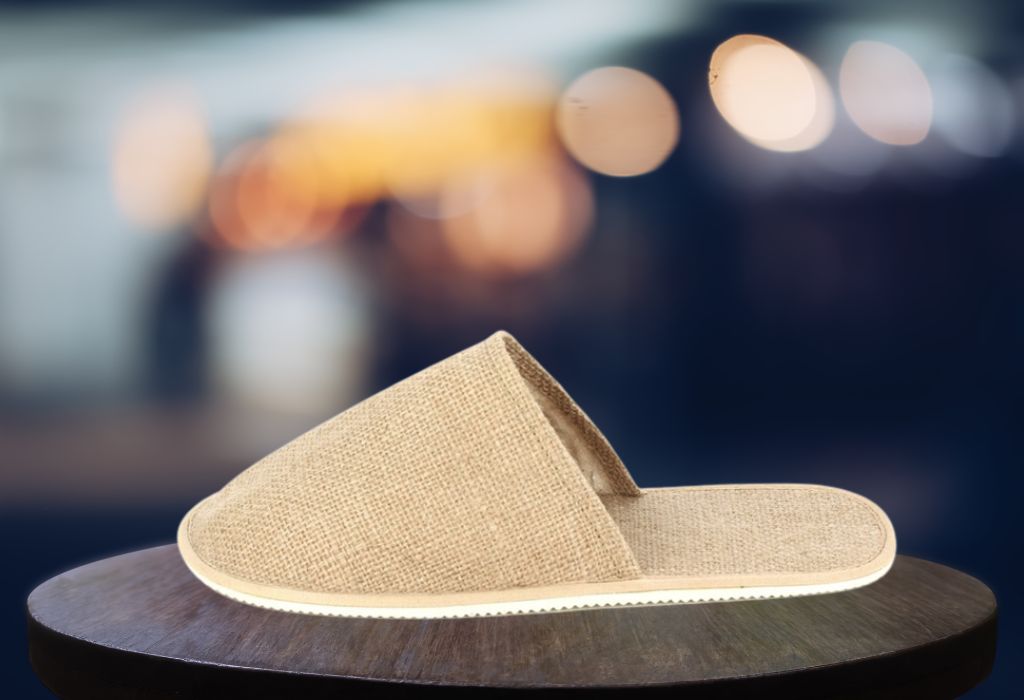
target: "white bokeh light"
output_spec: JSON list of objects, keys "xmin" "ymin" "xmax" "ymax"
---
[
  {"xmin": 709, "ymin": 35, "xmax": 832, "ymax": 152},
  {"xmin": 840, "ymin": 40, "xmax": 933, "ymax": 146},
  {"xmin": 931, "ymin": 55, "xmax": 1015, "ymax": 158}
]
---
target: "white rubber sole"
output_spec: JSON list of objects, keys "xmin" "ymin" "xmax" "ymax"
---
[{"xmin": 186, "ymin": 558, "xmax": 894, "ymax": 619}]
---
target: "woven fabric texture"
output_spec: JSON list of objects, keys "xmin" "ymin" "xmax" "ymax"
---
[
  {"xmin": 601, "ymin": 488, "xmax": 885, "ymax": 577},
  {"xmin": 185, "ymin": 330, "xmax": 892, "ymax": 598},
  {"xmin": 187, "ymin": 331, "xmax": 643, "ymax": 594}
]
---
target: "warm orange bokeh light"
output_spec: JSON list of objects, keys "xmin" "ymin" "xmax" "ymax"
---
[
  {"xmin": 208, "ymin": 139, "xmax": 338, "ymax": 251},
  {"xmin": 112, "ymin": 86, "xmax": 212, "ymax": 231},
  {"xmin": 206, "ymin": 73, "xmax": 583, "ymax": 254},
  {"xmin": 440, "ymin": 156, "xmax": 593, "ymax": 276},
  {"xmin": 840, "ymin": 40, "xmax": 933, "ymax": 146},
  {"xmin": 557, "ymin": 66, "xmax": 679, "ymax": 176}
]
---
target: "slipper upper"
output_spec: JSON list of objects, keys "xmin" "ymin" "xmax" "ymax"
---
[{"xmin": 183, "ymin": 331, "xmax": 646, "ymax": 595}]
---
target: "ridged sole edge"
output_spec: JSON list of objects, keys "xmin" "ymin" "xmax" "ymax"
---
[{"xmin": 186, "ymin": 559, "xmax": 894, "ymax": 619}]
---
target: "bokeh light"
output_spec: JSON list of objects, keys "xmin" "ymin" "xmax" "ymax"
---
[
  {"xmin": 208, "ymin": 138, "xmax": 340, "ymax": 252},
  {"xmin": 557, "ymin": 66, "xmax": 679, "ymax": 176},
  {"xmin": 761, "ymin": 57, "xmax": 835, "ymax": 153},
  {"xmin": 112, "ymin": 85, "xmax": 212, "ymax": 231},
  {"xmin": 440, "ymin": 155, "xmax": 593, "ymax": 276},
  {"xmin": 839, "ymin": 40, "xmax": 933, "ymax": 146},
  {"xmin": 932, "ymin": 54, "xmax": 1015, "ymax": 158},
  {"xmin": 709, "ymin": 35, "xmax": 826, "ymax": 150},
  {"xmin": 289, "ymin": 77, "xmax": 553, "ymax": 210}
]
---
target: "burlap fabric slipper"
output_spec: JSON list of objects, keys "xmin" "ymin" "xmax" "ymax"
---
[{"xmin": 178, "ymin": 331, "xmax": 896, "ymax": 618}]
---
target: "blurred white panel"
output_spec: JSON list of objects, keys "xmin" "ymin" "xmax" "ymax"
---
[{"xmin": 206, "ymin": 249, "xmax": 370, "ymax": 415}]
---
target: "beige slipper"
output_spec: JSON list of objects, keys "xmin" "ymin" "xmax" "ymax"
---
[{"xmin": 178, "ymin": 331, "xmax": 896, "ymax": 618}]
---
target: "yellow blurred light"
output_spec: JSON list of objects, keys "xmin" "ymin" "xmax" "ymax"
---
[
  {"xmin": 209, "ymin": 139, "xmax": 338, "ymax": 252},
  {"xmin": 557, "ymin": 66, "xmax": 679, "ymax": 176},
  {"xmin": 112, "ymin": 86, "xmax": 212, "ymax": 231},
  {"xmin": 287, "ymin": 90, "xmax": 402, "ymax": 206},
  {"xmin": 440, "ymin": 155, "xmax": 593, "ymax": 276},
  {"xmin": 709, "ymin": 35, "xmax": 819, "ymax": 146},
  {"xmin": 290, "ymin": 76, "xmax": 554, "ymax": 209},
  {"xmin": 839, "ymin": 40, "xmax": 933, "ymax": 146},
  {"xmin": 385, "ymin": 91, "xmax": 509, "ymax": 199}
]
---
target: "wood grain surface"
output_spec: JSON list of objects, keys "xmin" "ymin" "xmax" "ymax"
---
[{"xmin": 27, "ymin": 545, "xmax": 996, "ymax": 698}]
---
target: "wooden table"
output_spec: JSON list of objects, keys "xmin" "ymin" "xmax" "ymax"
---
[{"xmin": 27, "ymin": 545, "xmax": 996, "ymax": 698}]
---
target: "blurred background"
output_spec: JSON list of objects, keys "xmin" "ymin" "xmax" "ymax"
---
[{"xmin": 2, "ymin": 0, "xmax": 1020, "ymax": 696}]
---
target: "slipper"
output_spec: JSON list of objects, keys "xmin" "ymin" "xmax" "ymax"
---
[{"xmin": 178, "ymin": 331, "xmax": 896, "ymax": 618}]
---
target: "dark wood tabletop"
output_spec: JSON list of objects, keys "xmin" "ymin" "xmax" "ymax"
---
[{"xmin": 27, "ymin": 545, "xmax": 996, "ymax": 699}]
